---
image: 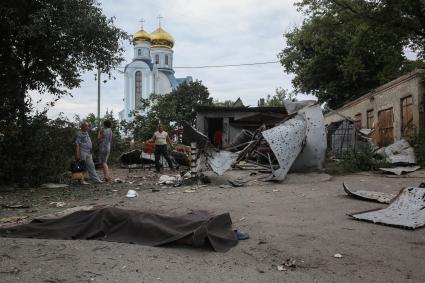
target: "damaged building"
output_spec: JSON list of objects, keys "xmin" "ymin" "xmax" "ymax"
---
[
  {"xmin": 194, "ymin": 103, "xmax": 288, "ymax": 147},
  {"xmin": 325, "ymin": 69, "xmax": 425, "ymax": 146}
]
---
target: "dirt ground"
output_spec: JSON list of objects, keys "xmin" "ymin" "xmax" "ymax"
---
[{"xmin": 1, "ymin": 168, "xmax": 425, "ymax": 283}]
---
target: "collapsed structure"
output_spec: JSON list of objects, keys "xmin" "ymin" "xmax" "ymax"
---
[{"xmin": 183, "ymin": 100, "xmax": 327, "ymax": 181}]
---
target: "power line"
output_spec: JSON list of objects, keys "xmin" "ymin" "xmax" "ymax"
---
[
  {"xmin": 174, "ymin": 60, "xmax": 280, "ymax": 69},
  {"xmin": 115, "ymin": 60, "xmax": 280, "ymax": 70}
]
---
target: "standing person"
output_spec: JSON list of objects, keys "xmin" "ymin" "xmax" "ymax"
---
[
  {"xmin": 75, "ymin": 121, "xmax": 102, "ymax": 184},
  {"xmin": 98, "ymin": 120, "xmax": 113, "ymax": 182},
  {"xmin": 213, "ymin": 128, "xmax": 222, "ymax": 149},
  {"xmin": 149, "ymin": 124, "xmax": 174, "ymax": 172}
]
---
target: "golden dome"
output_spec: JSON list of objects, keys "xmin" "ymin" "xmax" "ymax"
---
[
  {"xmin": 133, "ymin": 29, "xmax": 151, "ymax": 44},
  {"xmin": 150, "ymin": 27, "xmax": 174, "ymax": 49}
]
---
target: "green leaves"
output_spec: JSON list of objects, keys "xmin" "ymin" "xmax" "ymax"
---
[
  {"xmin": 279, "ymin": 0, "xmax": 424, "ymax": 108},
  {"xmin": 122, "ymin": 80, "xmax": 212, "ymax": 140},
  {"xmin": 0, "ymin": 0, "xmax": 129, "ymax": 125}
]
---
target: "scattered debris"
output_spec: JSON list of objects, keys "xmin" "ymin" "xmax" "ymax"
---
[
  {"xmin": 158, "ymin": 175, "xmax": 182, "ymax": 187},
  {"xmin": 2, "ymin": 204, "xmax": 30, "ymax": 209},
  {"xmin": 125, "ymin": 190, "xmax": 138, "ymax": 198},
  {"xmin": 40, "ymin": 183, "xmax": 69, "ymax": 189},
  {"xmin": 228, "ymin": 180, "xmax": 244, "ymax": 187},
  {"xmin": 50, "ymin": 202, "xmax": 66, "ymax": 208},
  {"xmin": 376, "ymin": 139, "xmax": 416, "ymax": 164},
  {"xmin": 219, "ymin": 184, "xmax": 233, "ymax": 189},
  {"xmin": 350, "ymin": 187, "xmax": 425, "ymax": 229},
  {"xmin": 239, "ymin": 217, "xmax": 246, "ymax": 221},
  {"xmin": 343, "ymin": 183, "xmax": 395, "ymax": 204},
  {"xmin": 379, "ymin": 166, "xmax": 421, "ymax": 175},
  {"xmin": 282, "ymin": 258, "xmax": 297, "ymax": 267},
  {"xmin": 114, "ymin": 178, "xmax": 124, "ymax": 183},
  {"xmin": 151, "ymin": 188, "xmax": 160, "ymax": 192},
  {"xmin": 334, "ymin": 253, "xmax": 343, "ymax": 258},
  {"xmin": 234, "ymin": 230, "xmax": 250, "ymax": 240},
  {"xmin": 277, "ymin": 265, "xmax": 287, "ymax": 271},
  {"xmin": 207, "ymin": 150, "xmax": 239, "ymax": 176},
  {"xmin": 0, "ymin": 215, "xmax": 29, "ymax": 227},
  {"xmin": 183, "ymin": 188, "xmax": 197, "ymax": 193}
]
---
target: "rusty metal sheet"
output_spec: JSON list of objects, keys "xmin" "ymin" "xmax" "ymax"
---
[
  {"xmin": 262, "ymin": 114, "xmax": 307, "ymax": 181},
  {"xmin": 350, "ymin": 187, "xmax": 425, "ymax": 229},
  {"xmin": 291, "ymin": 104, "xmax": 327, "ymax": 172},
  {"xmin": 343, "ymin": 183, "xmax": 395, "ymax": 204}
]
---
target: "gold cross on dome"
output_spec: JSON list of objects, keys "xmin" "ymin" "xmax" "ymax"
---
[
  {"xmin": 157, "ymin": 14, "xmax": 163, "ymax": 27},
  {"xmin": 139, "ymin": 18, "xmax": 145, "ymax": 29}
]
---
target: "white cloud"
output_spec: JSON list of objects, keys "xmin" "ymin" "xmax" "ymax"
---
[{"xmin": 40, "ymin": 0, "xmax": 315, "ymax": 119}]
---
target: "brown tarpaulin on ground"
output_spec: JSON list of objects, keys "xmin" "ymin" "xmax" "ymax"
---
[{"xmin": 0, "ymin": 207, "xmax": 238, "ymax": 252}]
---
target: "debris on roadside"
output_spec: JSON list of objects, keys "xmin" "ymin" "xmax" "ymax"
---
[
  {"xmin": 125, "ymin": 189, "xmax": 138, "ymax": 198},
  {"xmin": 50, "ymin": 201, "xmax": 66, "ymax": 208},
  {"xmin": 2, "ymin": 204, "xmax": 30, "ymax": 209},
  {"xmin": 0, "ymin": 215, "xmax": 29, "ymax": 227},
  {"xmin": 343, "ymin": 183, "xmax": 395, "ymax": 204},
  {"xmin": 349, "ymin": 187, "xmax": 425, "ymax": 229},
  {"xmin": 158, "ymin": 175, "xmax": 183, "ymax": 187},
  {"xmin": 376, "ymin": 139, "xmax": 416, "ymax": 164},
  {"xmin": 378, "ymin": 166, "xmax": 421, "ymax": 175},
  {"xmin": 334, "ymin": 253, "xmax": 343, "ymax": 258},
  {"xmin": 227, "ymin": 179, "xmax": 244, "ymax": 187},
  {"xmin": 183, "ymin": 188, "xmax": 197, "ymax": 193},
  {"xmin": 40, "ymin": 183, "xmax": 69, "ymax": 189}
]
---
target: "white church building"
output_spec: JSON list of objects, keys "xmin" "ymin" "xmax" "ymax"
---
[{"xmin": 119, "ymin": 20, "xmax": 192, "ymax": 121}]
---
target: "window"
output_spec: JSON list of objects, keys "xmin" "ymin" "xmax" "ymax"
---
[
  {"xmin": 155, "ymin": 54, "xmax": 159, "ymax": 65},
  {"xmin": 135, "ymin": 71, "xmax": 142, "ymax": 109},
  {"xmin": 366, "ymin": 110, "xmax": 374, "ymax": 129},
  {"xmin": 138, "ymin": 49, "xmax": 141, "ymax": 56},
  {"xmin": 165, "ymin": 55, "xmax": 169, "ymax": 66},
  {"xmin": 354, "ymin": 113, "xmax": 361, "ymax": 129},
  {"xmin": 401, "ymin": 96, "xmax": 413, "ymax": 136}
]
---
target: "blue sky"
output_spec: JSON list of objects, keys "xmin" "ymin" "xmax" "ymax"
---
[{"xmin": 35, "ymin": 0, "xmax": 317, "ymax": 119}]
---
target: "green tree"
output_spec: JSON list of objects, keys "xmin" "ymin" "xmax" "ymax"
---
[
  {"xmin": 279, "ymin": 0, "xmax": 421, "ymax": 108},
  {"xmin": 123, "ymin": 80, "xmax": 212, "ymax": 140},
  {"xmin": 0, "ymin": 0, "xmax": 128, "ymax": 125},
  {"xmin": 329, "ymin": 0, "xmax": 425, "ymax": 60},
  {"xmin": 258, "ymin": 87, "xmax": 297, "ymax": 107}
]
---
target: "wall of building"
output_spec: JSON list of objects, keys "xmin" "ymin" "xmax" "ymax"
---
[{"xmin": 324, "ymin": 70, "xmax": 425, "ymax": 142}]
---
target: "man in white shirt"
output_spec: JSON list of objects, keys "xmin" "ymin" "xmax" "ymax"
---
[{"xmin": 149, "ymin": 124, "xmax": 174, "ymax": 172}]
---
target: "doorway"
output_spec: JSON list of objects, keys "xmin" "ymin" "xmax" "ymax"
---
[
  {"xmin": 378, "ymin": 108, "xmax": 394, "ymax": 146},
  {"xmin": 207, "ymin": 118, "xmax": 223, "ymax": 146}
]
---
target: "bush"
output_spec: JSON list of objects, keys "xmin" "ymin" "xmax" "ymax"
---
[
  {"xmin": 411, "ymin": 129, "xmax": 425, "ymax": 166},
  {"xmin": 0, "ymin": 111, "xmax": 131, "ymax": 186},
  {"xmin": 325, "ymin": 144, "xmax": 390, "ymax": 175},
  {"xmin": 0, "ymin": 114, "xmax": 75, "ymax": 186}
]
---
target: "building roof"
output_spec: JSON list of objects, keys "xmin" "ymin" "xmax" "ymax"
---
[{"xmin": 326, "ymin": 69, "xmax": 425, "ymax": 115}]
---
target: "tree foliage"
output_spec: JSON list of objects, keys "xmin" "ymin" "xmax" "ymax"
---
[
  {"xmin": 0, "ymin": 0, "xmax": 128, "ymax": 125},
  {"xmin": 257, "ymin": 87, "xmax": 297, "ymax": 107},
  {"xmin": 279, "ymin": 0, "xmax": 425, "ymax": 108},
  {"xmin": 121, "ymin": 80, "xmax": 212, "ymax": 140}
]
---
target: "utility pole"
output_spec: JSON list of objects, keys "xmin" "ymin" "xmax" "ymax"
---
[{"xmin": 97, "ymin": 68, "xmax": 101, "ymax": 127}]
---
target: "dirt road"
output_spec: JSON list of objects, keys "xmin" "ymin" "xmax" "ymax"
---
[{"xmin": 1, "ymin": 169, "xmax": 424, "ymax": 282}]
